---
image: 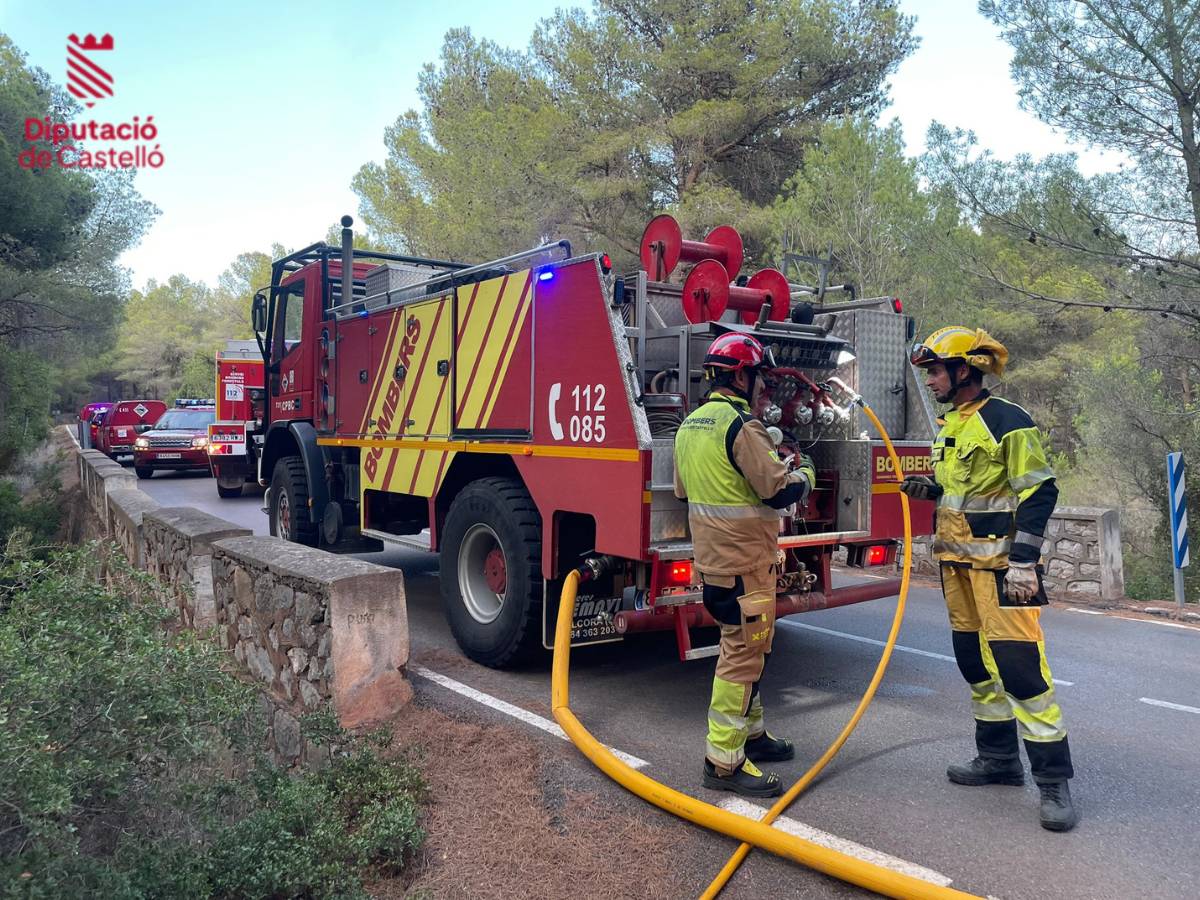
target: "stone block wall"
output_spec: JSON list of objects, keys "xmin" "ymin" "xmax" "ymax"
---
[
  {"xmin": 1040, "ymin": 507, "xmax": 1124, "ymax": 600},
  {"xmin": 106, "ymin": 488, "xmax": 161, "ymax": 569},
  {"xmin": 143, "ymin": 508, "xmax": 252, "ymax": 629},
  {"xmin": 211, "ymin": 537, "xmax": 410, "ymax": 733},
  {"xmin": 69, "ymin": 442, "xmax": 413, "ymax": 770},
  {"xmin": 903, "ymin": 507, "xmax": 1125, "ymax": 601},
  {"xmin": 78, "ymin": 449, "xmax": 136, "ymax": 522}
]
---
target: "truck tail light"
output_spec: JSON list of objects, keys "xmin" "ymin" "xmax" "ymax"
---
[
  {"xmin": 891, "ymin": 297, "xmax": 903, "ymax": 313},
  {"xmin": 866, "ymin": 545, "xmax": 887, "ymax": 566},
  {"xmin": 664, "ymin": 560, "xmax": 693, "ymax": 587}
]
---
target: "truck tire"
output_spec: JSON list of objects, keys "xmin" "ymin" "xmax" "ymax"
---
[
  {"xmin": 135, "ymin": 466, "xmax": 154, "ymax": 480},
  {"xmin": 440, "ymin": 477, "xmax": 543, "ymax": 668},
  {"xmin": 269, "ymin": 456, "xmax": 318, "ymax": 545},
  {"xmin": 216, "ymin": 472, "xmax": 244, "ymax": 499}
]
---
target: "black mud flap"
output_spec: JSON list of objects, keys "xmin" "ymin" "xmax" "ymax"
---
[{"xmin": 542, "ymin": 578, "xmax": 625, "ymax": 650}]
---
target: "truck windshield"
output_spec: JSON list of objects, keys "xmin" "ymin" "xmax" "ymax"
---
[{"xmin": 154, "ymin": 410, "xmax": 215, "ymax": 430}]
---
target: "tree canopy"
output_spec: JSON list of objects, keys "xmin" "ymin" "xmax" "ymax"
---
[{"xmin": 354, "ymin": 1, "xmax": 916, "ymax": 265}]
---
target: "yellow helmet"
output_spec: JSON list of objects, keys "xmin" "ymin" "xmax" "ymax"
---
[{"xmin": 910, "ymin": 326, "xmax": 1008, "ymax": 377}]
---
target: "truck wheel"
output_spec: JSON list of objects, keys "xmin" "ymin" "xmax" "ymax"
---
[
  {"xmin": 135, "ymin": 467, "xmax": 154, "ymax": 480},
  {"xmin": 269, "ymin": 456, "xmax": 318, "ymax": 545},
  {"xmin": 440, "ymin": 477, "xmax": 543, "ymax": 668},
  {"xmin": 216, "ymin": 472, "xmax": 244, "ymax": 498}
]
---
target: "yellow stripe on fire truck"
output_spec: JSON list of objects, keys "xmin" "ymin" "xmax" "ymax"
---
[{"xmin": 358, "ymin": 272, "xmax": 535, "ymax": 501}]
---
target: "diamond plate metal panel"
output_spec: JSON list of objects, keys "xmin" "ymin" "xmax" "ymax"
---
[
  {"xmin": 807, "ymin": 439, "xmax": 871, "ymax": 535},
  {"xmin": 649, "ymin": 439, "xmax": 689, "ymax": 540},
  {"xmin": 827, "ymin": 310, "xmax": 908, "ymax": 439}
]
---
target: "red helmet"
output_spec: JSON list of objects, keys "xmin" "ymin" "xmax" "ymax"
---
[{"xmin": 703, "ymin": 332, "xmax": 775, "ymax": 372}]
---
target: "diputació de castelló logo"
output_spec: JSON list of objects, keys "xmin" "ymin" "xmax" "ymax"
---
[{"xmin": 17, "ymin": 33, "xmax": 164, "ymax": 170}]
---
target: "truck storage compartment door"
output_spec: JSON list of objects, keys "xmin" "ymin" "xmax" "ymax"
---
[
  {"xmin": 335, "ymin": 315, "xmax": 373, "ymax": 437},
  {"xmin": 360, "ymin": 295, "xmax": 452, "ymax": 497},
  {"xmin": 399, "ymin": 294, "xmax": 453, "ymax": 439},
  {"xmin": 452, "ymin": 271, "xmax": 533, "ymax": 436}
]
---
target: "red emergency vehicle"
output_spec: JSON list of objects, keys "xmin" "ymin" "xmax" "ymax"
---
[
  {"xmin": 132, "ymin": 400, "xmax": 215, "ymax": 478},
  {"xmin": 93, "ymin": 400, "xmax": 166, "ymax": 459},
  {"xmin": 78, "ymin": 402, "xmax": 113, "ymax": 449},
  {"xmin": 207, "ymin": 341, "xmax": 266, "ymax": 498},
  {"xmin": 248, "ymin": 215, "xmax": 938, "ymax": 668}
]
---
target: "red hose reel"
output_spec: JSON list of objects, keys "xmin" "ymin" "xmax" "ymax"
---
[
  {"xmin": 639, "ymin": 213, "xmax": 790, "ymax": 325},
  {"xmin": 640, "ymin": 214, "xmax": 744, "ymax": 281}
]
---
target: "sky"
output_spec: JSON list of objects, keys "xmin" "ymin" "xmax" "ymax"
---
[{"xmin": 1, "ymin": 0, "xmax": 1120, "ymax": 290}]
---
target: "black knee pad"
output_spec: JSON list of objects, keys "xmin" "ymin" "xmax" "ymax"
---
[
  {"xmin": 951, "ymin": 630, "xmax": 990, "ymax": 684},
  {"xmin": 702, "ymin": 575, "xmax": 744, "ymax": 626},
  {"xmin": 989, "ymin": 640, "xmax": 1050, "ymax": 700}
]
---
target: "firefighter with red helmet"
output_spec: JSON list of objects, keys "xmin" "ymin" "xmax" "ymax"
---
[
  {"xmin": 906, "ymin": 326, "xmax": 1078, "ymax": 831},
  {"xmin": 673, "ymin": 331, "xmax": 816, "ymax": 797}
]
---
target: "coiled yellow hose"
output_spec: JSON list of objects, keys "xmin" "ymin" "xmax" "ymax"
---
[{"xmin": 550, "ymin": 400, "xmax": 980, "ymax": 899}]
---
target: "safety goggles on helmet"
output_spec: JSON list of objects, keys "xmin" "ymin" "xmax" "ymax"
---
[{"xmin": 909, "ymin": 342, "xmax": 942, "ymax": 368}]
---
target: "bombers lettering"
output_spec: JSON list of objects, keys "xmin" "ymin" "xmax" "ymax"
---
[
  {"xmin": 364, "ymin": 316, "xmax": 422, "ymax": 480},
  {"xmin": 875, "ymin": 453, "xmax": 933, "ymax": 479}
]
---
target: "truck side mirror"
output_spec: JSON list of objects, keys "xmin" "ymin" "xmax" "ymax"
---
[{"xmin": 251, "ymin": 292, "xmax": 267, "ymax": 333}]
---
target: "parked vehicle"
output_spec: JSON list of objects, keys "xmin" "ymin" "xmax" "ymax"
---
[
  {"xmin": 78, "ymin": 402, "xmax": 113, "ymax": 449},
  {"xmin": 207, "ymin": 341, "xmax": 266, "ymax": 498},
  {"xmin": 132, "ymin": 401, "xmax": 216, "ymax": 479},
  {"xmin": 93, "ymin": 400, "xmax": 166, "ymax": 459}
]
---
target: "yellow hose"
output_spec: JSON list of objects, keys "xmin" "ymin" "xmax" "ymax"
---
[
  {"xmin": 551, "ymin": 402, "xmax": 979, "ymax": 899},
  {"xmin": 699, "ymin": 400, "xmax": 914, "ymax": 897}
]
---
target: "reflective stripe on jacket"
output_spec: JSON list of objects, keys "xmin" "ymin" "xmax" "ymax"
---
[
  {"xmin": 931, "ymin": 390, "xmax": 1057, "ymax": 568},
  {"xmin": 674, "ymin": 392, "xmax": 814, "ymax": 576}
]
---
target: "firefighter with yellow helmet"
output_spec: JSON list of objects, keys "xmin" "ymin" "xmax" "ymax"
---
[
  {"xmin": 674, "ymin": 331, "xmax": 816, "ymax": 797},
  {"xmin": 906, "ymin": 326, "xmax": 1078, "ymax": 831}
]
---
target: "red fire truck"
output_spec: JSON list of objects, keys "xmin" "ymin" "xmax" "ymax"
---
[
  {"xmin": 207, "ymin": 340, "xmax": 266, "ymax": 498},
  {"xmin": 93, "ymin": 399, "xmax": 167, "ymax": 460},
  {"xmin": 249, "ymin": 215, "xmax": 938, "ymax": 668}
]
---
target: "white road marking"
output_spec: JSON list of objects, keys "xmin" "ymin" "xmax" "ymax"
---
[
  {"xmin": 412, "ymin": 665, "xmax": 649, "ymax": 769},
  {"xmin": 1135, "ymin": 618, "xmax": 1200, "ymax": 631},
  {"xmin": 778, "ymin": 620, "xmax": 1073, "ymax": 686},
  {"xmin": 718, "ymin": 797, "xmax": 954, "ymax": 887},
  {"xmin": 1065, "ymin": 606, "xmax": 1200, "ymax": 632},
  {"xmin": 1139, "ymin": 697, "xmax": 1200, "ymax": 715}
]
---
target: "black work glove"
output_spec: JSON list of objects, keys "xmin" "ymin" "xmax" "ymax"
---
[{"xmin": 900, "ymin": 475, "xmax": 942, "ymax": 501}]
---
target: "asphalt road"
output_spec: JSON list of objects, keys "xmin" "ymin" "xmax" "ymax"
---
[{"xmin": 139, "ymin": 469, "xmax": 1200, "ymax": 900}]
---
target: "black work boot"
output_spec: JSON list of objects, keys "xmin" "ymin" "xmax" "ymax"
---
[
  {"xmin": 946, "ymin": 755, "xmax": 1025, "ymax": 786},
  {"xmin": 1037, "ymin": 780, "xmax": 1079, "ymax": 832},
  {"xmin": 745, "ymin": 731, "xmax": 795, "ymax": 762},
  {"xmin": 703, "ymin": 759, "xmax": 783, "ymax": 798}
]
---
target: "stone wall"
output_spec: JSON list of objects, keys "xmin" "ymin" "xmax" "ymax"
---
[
  {"xmin": 904, "ymin": 507, "xmax": 1125, "ymax": 601},
  {"xmin": 69, "ymin": 432, "xmax": 412, "ymax": 768},
  {"xmin": 143, "ymin": 508, "xmax": 252, "ymax": 629},
  {"xmin": 211, "ymin": 537, "xmax": 410, "ymax": 731},
  {"xmin": 1040, "ymin": 507, "xmax": 1124, "ymax": 600},
  {"xmin": 106, "ymin": 488, "xmax": 161, "ymax": 569},
  {"xmin": 78, "ymin": 448, "xmax": 136, "ymax": 521}
]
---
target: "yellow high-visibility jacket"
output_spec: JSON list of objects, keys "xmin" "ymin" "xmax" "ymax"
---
[
  {"xmin": 674, "ymin": 392, "xmax": 815, "ymax": 577},
  {"xmin": 931, "ymin": 390, "xmax": 1058, "ymax": 569}
]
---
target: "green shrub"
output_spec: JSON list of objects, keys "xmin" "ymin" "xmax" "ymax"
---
[
  {"xmin": 0, "ymin": 543, "xmax": 425, "ymax": 899},
  {"xmin": 0, "ymin": 461, "xmax": 63, "ymax": 548}
]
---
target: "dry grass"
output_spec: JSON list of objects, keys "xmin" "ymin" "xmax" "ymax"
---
[{"xmin": 368, "ymin": 702, "xmax": 695, "ymax": 900}]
